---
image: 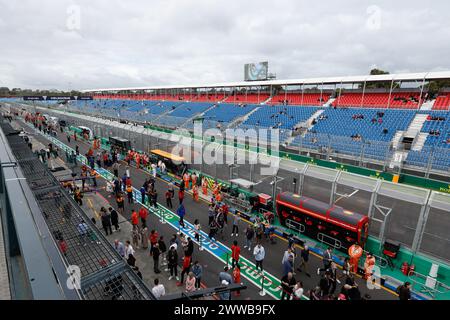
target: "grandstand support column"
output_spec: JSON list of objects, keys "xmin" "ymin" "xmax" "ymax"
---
[
  {"xmin": 361, "ymin": 81, "xmax": 367, "ymax": 108},
  {"xmin": 298, "ymin": 134, "xmax": 303, "ymax": 156},
  {"xmin": 417, "ymin": 77, "xmax": 427, "ymax": 109},
  {"xmin": 320, "ymin": 82, "xmax": 324, "ymax": 104},
  {"xmin": 424, "ymin": 146, "xmax": 435, "ymax": 178},
  {"xmin": 368, "ymin": 180, "xmax": 382, "ymax": 219},
  {"xmin": 375, "ymin": 204, "xmax": 393, "ymax": 250},
  {"xmin": 326, "ymin": 134, "xmax": 332, "ymax": 160},
  {"xmin": 329, "ymin": 171, "xmax": 342, "ymax": 206},
  {"xmin": 359, "ymin": 141, "xmax": 366, "ymax": 167},
  {"xmin": 257, "ymin": 86, "xmax": 260, "ymax": 104},
  {"xmin": 387, "ymin": 79, "xmax": 395, "ymax": 109},
  {"xmin": 411, "ymin": 191, "xmax": 431, "ymax": 253},
  {"xmin": 301, "ymin": 84, "xmax": 304, "ymax": 106},
  {"xmin": 284, "ymin": 85, "xmax": 288, "ymax": 105},
  {"xmin": 382, "ymin": 142, "xmax": 391, "ymax": 172},
  {"xmin": 298, "ymin": 165, "xmax": 307, "ymax": 195}
]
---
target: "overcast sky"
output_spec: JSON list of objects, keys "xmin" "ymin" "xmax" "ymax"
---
[{"xmin": 0, "ymin": 0, "xmax": 449, "ymax": 90}]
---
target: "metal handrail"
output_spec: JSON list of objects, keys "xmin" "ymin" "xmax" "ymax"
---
[{"xmin": 317, "ymin": 232, "xmax": 342, "ymax": 250}]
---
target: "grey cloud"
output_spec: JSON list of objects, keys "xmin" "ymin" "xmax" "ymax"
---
[{"xmin": 0, "ymin": 0, "xmax": 449, "ymax": 90}]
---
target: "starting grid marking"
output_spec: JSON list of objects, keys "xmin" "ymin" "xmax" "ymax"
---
[{"xmin": 28, "ymin": 123, "xmax": 310, "ymax": 300}]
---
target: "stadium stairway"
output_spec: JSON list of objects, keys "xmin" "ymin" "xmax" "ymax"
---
[
  {"xmin": 420, "ymin": 99, "xmax": 436, "ymax": 111},
  {"xmin": 411, "ymin": 133, "xmax": 429, "ymax": 151},
  {"xmin": 305, "ymin": 109, "xmax": 326, "ymax": 129},
  {"xmin": 261, "ymin": 96, "xmax": 272, "ymax": 104},
  {"xmin": 180, "ymin": 103, "xmax": 218, "ymax": 128},
  {"xmin": 391, "ymin": 130, "xmax": 405, "ymax": 150},
  {"xmin": 227, "ymin": 106, "xmax": 261, "ymax": 129},
  {"xmin": 323, "ymin": 97, "xmax": 336, "ymax": 107},
  {"xmin": 404, "ymin": 113, "xmax": 429, "ymax": 139}
]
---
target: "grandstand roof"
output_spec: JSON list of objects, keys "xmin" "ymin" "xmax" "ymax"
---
[{"xmin": 82, "ymin": 71, "xmax": 450, "ymax": 92}]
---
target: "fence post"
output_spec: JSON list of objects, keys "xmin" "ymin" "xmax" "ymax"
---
[
  {"xmin": 259, "ymin": 273, "xmax": 266, "ymax": 296},
  {"xmin": 159, "ymin": 206, "xmax": 166, "ymax": 224},
  {"xmin": 199, "ymin": 233, "xmax": 204, "ymax": 251}
]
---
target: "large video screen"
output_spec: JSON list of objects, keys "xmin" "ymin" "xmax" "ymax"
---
[{"xmin": 244, "ymin": 62, "xmax": 268, "ymax": 81}]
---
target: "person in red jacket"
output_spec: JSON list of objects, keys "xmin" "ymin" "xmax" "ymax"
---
[
  {"xmin": 178, "ymin": 255, "xmax": 192, "ymax": 286},
  {"xmin": 178, "ymin": 189, "xmax": 184, "ymax": 205},
  {"xmin": 149, "ymin": 229, "xmax": 159, "ymax": 255},
  {"xmin": 231, "ymin": 240, "xmax": 241, "ymax": 268},
  {"xmin": 131, "ymin": 210, "xmax": 139, "ymax": 231},
  {"xmin": 139, "ymin": 207, "xmax": 148, "ymax": 228},
  {"xmin": 233, "ymin": 264, "xmax": 242, "ymax": 296}
]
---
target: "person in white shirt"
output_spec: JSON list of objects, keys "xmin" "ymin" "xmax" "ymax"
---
[
  {"xmin": 151, "ymin": 278, "xmax": 165, "ymax": 299},
  {"xmin": 282, "ymin": 248, "xmax": 294, "ymax": 265},
  {"xmin": 151, "ymin": 163, "xmax": 157, "ymax": 177},
  {"xmin": 292, "ymin": 281, "xmax": 304, "ymax": 300},
  {"xmin": 253, "ymin": 244, "xmax": 265, "ymax": 273},
  {"xmin": 125, "ymin": 240, "xmax": 135, "ymax": 260}
]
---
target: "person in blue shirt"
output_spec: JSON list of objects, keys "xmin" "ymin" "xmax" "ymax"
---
[
  {"xmin": 177, "ymin": 204, "xmax": 186, "ymax": 232},
  {"xmin": 283, "ymin": 255, "xmax": 294, "ymax": 277},
  {"xmin": 192, "ymin": 261, "xmax": 203, "ymax": 290},
  {"xmin": 114, "ymin": 239, "xmax": 126, "ymax": 257},
  {"xmin": 140, "ymin": 186, "xmax": 146, "ymax": 204},
  {"xmin": 77, "ymin": 220, "xmax": 89, "ymax": 246}
]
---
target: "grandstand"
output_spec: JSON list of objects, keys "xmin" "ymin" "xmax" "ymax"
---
[{"xmin": 14, "ymin": 71, "xmax": 449, "ymax": 178}]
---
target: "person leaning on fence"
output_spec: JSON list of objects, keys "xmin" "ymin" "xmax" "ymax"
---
[{"xmin": 281, "ymin": 272, "xmax": 296, "ymax": 300}]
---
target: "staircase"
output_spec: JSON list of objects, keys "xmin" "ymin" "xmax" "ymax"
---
[
  {"xmin": 303, "ymin": 109, "xmax": 326, "ymax": 130},
  {"xmin": 420, "ymin": 99, "xmax": 436, "ymax": 111},
  {"xmin": 391, "ymin": 131, "xmax": 405, "ymax": 150},
  {"xmin": 227, "ymin": 107, "xmax": 261, "ymax": 129},
  {"xmin": 323, "ymin": 98, "xmax": 336, "ymax": 107},
  {"xmin": 180, "ymin": 103, "xmax": 218, "ymax": 128},
  {"xmin": 404, "ymin": 113, "xmax": 429, "ymax": 138},
  {"xmin": 411, "ymin": 133, "xmax": 429, "ymax": 151},
  {"xmin": 262, "ymin": 96, "xmax": 272, "ymax": 105}
]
